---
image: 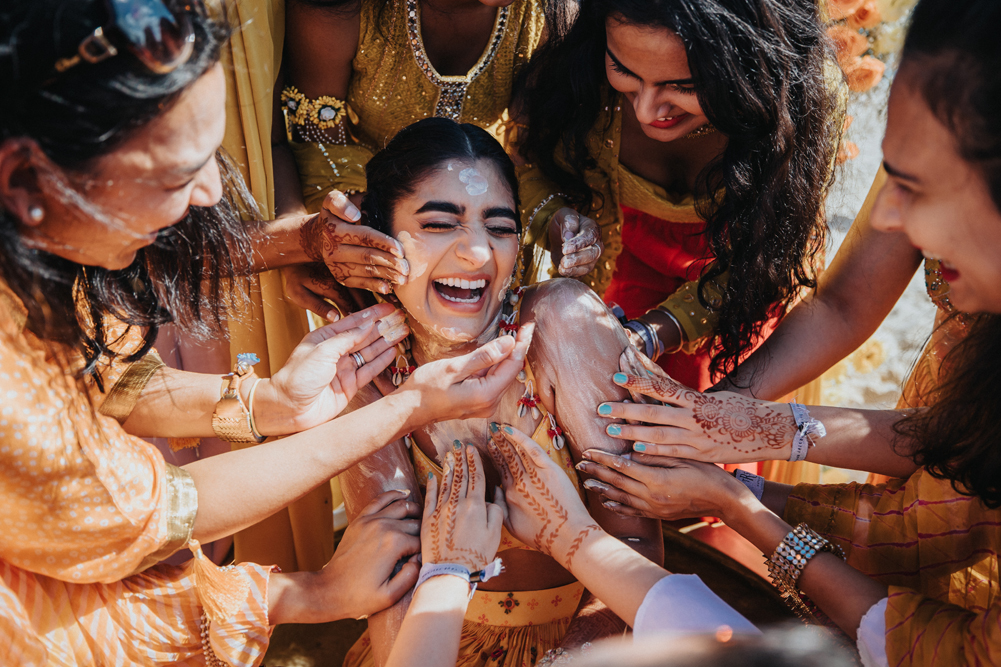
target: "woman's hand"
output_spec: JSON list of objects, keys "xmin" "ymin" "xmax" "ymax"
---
[
  {"xmin": 486, "ymin": 423, "xmax": 602, "ymax": 569},
  {"xmin": 281, "ymin": 262, "xmax": 355, "ymax": 321},
  {"xmin": 548, "ymin": 207, "xmax": 603, "ymax": 278},
  {"xmin": 300, "ymin": 190, "xmax": 410, "ymax": 295},
  {"xmin": 259, "ymin": 304, "xmax": 408, "ymax": 434},
  {"xmin": 576, "ymin": 449, "xmax": 754, "ymax": 522},
  {"xmin": 597, "ymin": 356, "xmax": 798, "ymax": 463},
  {"xmin": 422, "ymin": 445, "xmax": 504, "ymax": 571},
  {"xmin": 403, "ymin": 323, "xmax": 535, "ymax": 423},
  {"xmin": 273, "ymin": 489, "xmax": 422, "ymax": 624}
]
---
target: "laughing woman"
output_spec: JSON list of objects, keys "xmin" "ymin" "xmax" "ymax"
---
[
  {"xmin": 582, "ymin": 1, "xmax": 1001, "ymax": 663},
  {"xmin": 336, "ymin": 118, "xmax": 663, "ymax": 667},
  {"xmin": 0, "ymin": 2, "xmax": 532, "ymax": 663}
]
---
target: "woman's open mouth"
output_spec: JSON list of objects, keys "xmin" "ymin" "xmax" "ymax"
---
[{"xmin": 432, "ymin": 277, "xmax": 488, "ymax": 306}]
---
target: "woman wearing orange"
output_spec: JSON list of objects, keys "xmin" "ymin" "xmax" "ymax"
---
[{"xmin": 0, "ymin": 1, "xmax": 530, "ymax": 663}]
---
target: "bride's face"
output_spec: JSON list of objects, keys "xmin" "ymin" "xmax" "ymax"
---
[{"xmin": 389, "ymin": 158, "xmax": 520, "ymax": 343}]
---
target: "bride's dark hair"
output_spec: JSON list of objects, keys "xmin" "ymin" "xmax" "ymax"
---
[
  {"xmin": 519, "ymin": 0, "xmax": 843, "ymax": 380},
  {"xmin": 363, "ymin": 117, "xmax": 521, "ymax": 234},
  {"xmin": 893, "ymin": 0, "xmax": 1001, "ymax": 507},
  {"xmin": 0, "ymin": 0, "xmax": 252, "ymax": 380}
]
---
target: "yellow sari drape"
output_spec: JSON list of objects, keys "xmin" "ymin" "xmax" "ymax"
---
[{"xmin": 214, "ymin": 0, "xmax": 334, "ymax": 573}]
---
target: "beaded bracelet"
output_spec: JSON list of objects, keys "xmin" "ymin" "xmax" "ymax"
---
[{"xmin": 766, "ymin": 523, "xmax": 845, "ymax": 621}]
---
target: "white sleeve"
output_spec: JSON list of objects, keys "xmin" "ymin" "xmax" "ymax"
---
[
  {"xmin": 633, "ymin": 574, "xmax": 760, "ymax": 640},
  {"xmin": 857, "ymin": 597, "xmax": 889, "ymax": 667}
]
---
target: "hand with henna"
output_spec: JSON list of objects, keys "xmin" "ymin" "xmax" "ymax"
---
[
  {"xmin": 282, "ymin": 262, "xmax": 357, "ymax": 321},
  {"xmin": 486, "ymin": 423, "xmax": 602, "ymax": 570},
  {"xmin": 299, "ymin": 189, "xmax": 410, "ymax": 295},
  {"xmin": 422, "ymin": 444, "xmax": 505, "ymax": 572},
  {"xmin": 596, "ymin": 351, "xmax": 800, "ymax": 463}
]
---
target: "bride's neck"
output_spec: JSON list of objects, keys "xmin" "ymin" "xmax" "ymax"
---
[{"xmin": 408, "ymin": 309, "xmax": 503, "ymax": 366}]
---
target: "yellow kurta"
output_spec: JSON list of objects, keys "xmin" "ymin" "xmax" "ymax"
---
[
  {"xmin": 288, "ymin": 0, "xmax": 546, "ymax": 211},
  {"xmin": 0, "ymin": 285, "xmax": 274, "ymax": 666},
  {"xmin": 785, "ymin": 470, "xmax": 1001, "ymax": 666}
]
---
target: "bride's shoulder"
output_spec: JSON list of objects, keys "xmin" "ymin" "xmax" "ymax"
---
[{"xmin": 520, "ymin": 278, "xmax": 615, "ymax": 332}]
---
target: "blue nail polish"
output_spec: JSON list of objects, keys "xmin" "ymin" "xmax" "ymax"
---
[
  {"xmin": 613, "ymin": 372, "xmax": 628, "ymax": 384},
  {"xmin": 597, "ymin": 404, "xmax": 612, "ymax": 416},
  {"xmin": 633, "ymin": 442, "xmax": 647, "ymax": 452},
  {"xmin": 427, "ymin": 471, "xmax": 433, "ymax": 481},
  {"xmin": 453, "ymin": 440, "xmax": 462, "ymax": 450},
  {"xmin": 489, "ymin": 422, "xmax": 499, "ymax": 433},
  {"xmin": 607, "ymin": 425, "xmax": 622, "ymax": 436},
  {"xmin": 503, "ymin": 426, "xmax": 514, "ymax": 435}
]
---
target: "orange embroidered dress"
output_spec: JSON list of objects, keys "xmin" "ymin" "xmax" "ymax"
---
[
  {"xmin": 0, "ymin": 285, "xmax": 274, "ymax": 667},
  {"xmin": 785, "ymin": 469, "xmax": 1001, "ymax": 665}
]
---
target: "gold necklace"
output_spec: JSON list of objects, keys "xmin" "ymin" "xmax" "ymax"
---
[{"xmin": 682, "ymin": 123, "xmax": 717, "ymax": 140}]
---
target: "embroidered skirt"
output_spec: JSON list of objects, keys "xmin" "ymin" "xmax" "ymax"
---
[{"xmin": 343, "ymin": 581, "xmax": 585, "ymax": 667}]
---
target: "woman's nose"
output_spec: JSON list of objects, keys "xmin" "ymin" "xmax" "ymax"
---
[
  {"xmin": 870, "ymin": 182, "xmax": 903, "ymax": 233},
  {"xmin": 631, "ymin": 86, "xmax": 670, "ymax": 126},
  {"xmin": 454, "ymin": 229, "xmax": 491, "ymax": 267},
  {"xmin": 189, "ymin": 156, "xmax": 223, "ymax": 208}
]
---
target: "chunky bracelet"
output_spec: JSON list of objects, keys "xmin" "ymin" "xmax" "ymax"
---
[
  {"xmin": 212, "ymin": 353, "xmax": 266, "ymax": 444},
  {"xmin": 624, "ymin": 318, "xmax": 664, "ymax": 360},
  {"xmin": 654, "ymin": 306, "xmax": 685, "ymax": 354},
  {"xmin": 766, "ymin": 523, "xmax": 845, "ymax": 621},
  {"xmin": 788, "ymin": 402, "xmax": 826, "ymax": 462},
  {"xmin": 415, "ymin": 559, "xmax": 504, "ymax": 598}
]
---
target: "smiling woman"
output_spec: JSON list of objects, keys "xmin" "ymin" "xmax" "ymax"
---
[{"xmin": 338, "ymin": 118, "xmax": 664, "ymax": 667}]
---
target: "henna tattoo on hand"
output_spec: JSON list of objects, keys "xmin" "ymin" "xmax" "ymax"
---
[{"xmin": 300, "ymin": 215, "xmax": 338, "ymax": 264}]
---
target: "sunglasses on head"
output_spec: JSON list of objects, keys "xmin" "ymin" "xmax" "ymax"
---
[{"xmin": 55, "ymin": 0, "xmax": 204, "ymax": 75}]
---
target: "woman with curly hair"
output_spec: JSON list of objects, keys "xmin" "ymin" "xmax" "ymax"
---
[{"xmin": 519, "ymin": 0, "xmax": 844, "ymax": 390}]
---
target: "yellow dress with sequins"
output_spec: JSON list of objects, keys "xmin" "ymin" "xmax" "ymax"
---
[
  {"xmin": 344, "ymin": 363, "xmax": 587, "ymax": 667},
  {"xmin": 288, "ymin": 0, "xmax": 546, "ymax": 212}
]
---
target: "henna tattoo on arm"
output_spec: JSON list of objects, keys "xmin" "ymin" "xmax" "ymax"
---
[{"xmin": 563, "ymin": 524, "xmax": 601, "ymax": 570}]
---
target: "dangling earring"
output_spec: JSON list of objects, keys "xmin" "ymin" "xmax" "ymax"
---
[{"xmin": 28, "ymin": 206, "xmax": 44, "ymax": 222}]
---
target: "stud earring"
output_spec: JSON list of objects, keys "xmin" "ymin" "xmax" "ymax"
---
[{"xmin": 28, "ymin": 206, "xmax": 44, "ymax": 222}]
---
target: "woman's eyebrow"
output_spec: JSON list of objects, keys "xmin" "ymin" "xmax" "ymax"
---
[
  {"xmin": 483, "ymin": 206, "xmax": 518, "ymax": 221},
  {"xmin": 416, "ymin": 201, "xmax": 464, "ymax": 215},
  {"xmin": 605, "ymin": 46, "xmax": 695, "ymax": 87}
]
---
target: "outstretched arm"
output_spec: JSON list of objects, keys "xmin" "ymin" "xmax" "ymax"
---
[{"xmin": 717, "ymin": 167, "xmax": 923, "ymax": 400}]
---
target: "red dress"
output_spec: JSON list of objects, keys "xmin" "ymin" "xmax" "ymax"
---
[{"xmin": 604, "ymin": 205, "xmax": 780, "ymax": 391}]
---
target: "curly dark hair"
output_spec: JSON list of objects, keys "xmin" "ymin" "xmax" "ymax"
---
[
  {"xmin": 892, "ymin": 0, "xmax": 1001, "ymax": 508},
  {"xmin": 0, "ymin": 0, "xmax": 252, "ymax": 380},
  {"xmin": 519, "ymin": 0, "xmax": 843, "ymax": 379}
]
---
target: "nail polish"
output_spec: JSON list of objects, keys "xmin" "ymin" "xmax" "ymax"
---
[
  {"xmin": 489, "ymin": 422, "xmax": 499, "ymax": 433},
  {"xmin": 613, "ymin": 373, "xmax": 628, "ymax": 384},
  {"xmin": 503, "ymin": 426, "xmax": 514, "ymax": 435},
  {"xmin": 597, "ymin": 404, "xmax": 612, "ymax": 416},
  {"xmin": 633, "ymin": 442, "xmax": 647, "ymax": 452},
  {"xmin": 428, "ymin": 471, "xmax": 434, "ymax": 481},
  {"xmin": 452, "ymin": 440, "xmax": 462, "ymax": 451},
  {"xmin": 607, "ymin": 425, "xmax": 622, "ymax": 436}
]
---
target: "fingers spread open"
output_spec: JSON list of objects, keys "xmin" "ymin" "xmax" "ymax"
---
[{"xmin": 355, "ymin": 348, "xmax": 396, "ymax": 387}]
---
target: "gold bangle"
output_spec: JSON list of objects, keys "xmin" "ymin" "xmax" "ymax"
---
[
  {"xmin": 212, "ymin": 353, "xmax": 266, "ymax": 444},
  {"xmin": 247, "ymin": 378, "xmax": 265, "ymax": 441}
]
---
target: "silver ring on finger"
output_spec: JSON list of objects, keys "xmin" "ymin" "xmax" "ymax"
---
[{"xmin": 352, "ymin": 351, "xmax": 366, "ymax": 368}]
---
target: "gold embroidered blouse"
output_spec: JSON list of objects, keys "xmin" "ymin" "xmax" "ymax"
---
[{"xmin": 289, "ymin": 0, "xmax": 546, "ymax": 212}]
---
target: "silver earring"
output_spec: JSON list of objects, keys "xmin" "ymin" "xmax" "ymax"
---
[{"xmin": 28, "ymin": 206, "xmax": 44, "ymax": 222}]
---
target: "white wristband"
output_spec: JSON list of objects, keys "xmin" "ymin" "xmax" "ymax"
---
[
  {"xmin": 788, "ymin": 402, "xmax": 825, "ymax": 462},
  {"xmin": 415, "ymin": 559, "xmax": 504, "ymax": 598},
  {"xmin": 734, "ymin": 469, "xmax": 765, "ymax": 500}
]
